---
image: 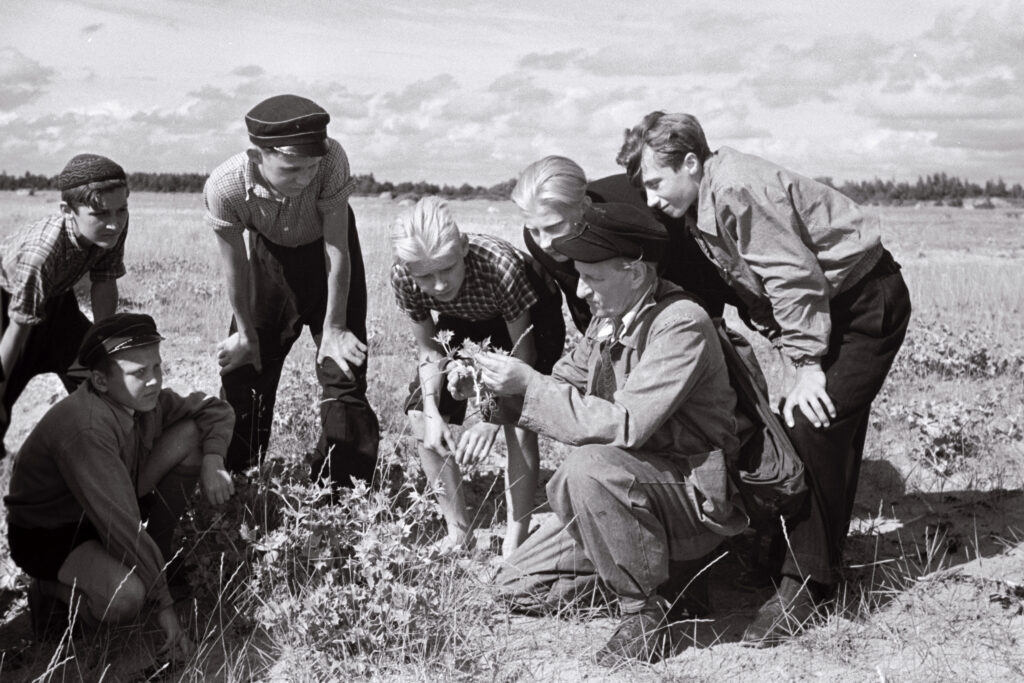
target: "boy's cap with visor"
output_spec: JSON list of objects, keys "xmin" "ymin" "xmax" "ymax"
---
[
  {"xmin": 78, "ymin": 313, "xmax": 164, "ymax": 370},
  {"xmin": 245, "ymin": 94, "xmax": 330, "ymax": 157},
  {"xmin": 551, "ymin": 202, "xmax": 668, "ymax": 263}
]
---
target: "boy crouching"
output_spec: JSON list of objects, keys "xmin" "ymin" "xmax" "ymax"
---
[{"xmin": 4, "ymin": 313, "xmax": 235, "ymax": 659}]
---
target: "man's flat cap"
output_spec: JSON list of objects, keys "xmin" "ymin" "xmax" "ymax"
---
[
  {"xmin": 78, "ymin": 313, "xmax": 164, "ymax": 369},
  {"xmin": 552, "ymin": 202, "xmax": 668, "ymax": 263},
  {"xmin": 57, "ymin": 153, "xmax": 126, "ymax": 191},
  {"xmin": 245, "ymin": 94, "xmax": 330, "ymax": 157}
]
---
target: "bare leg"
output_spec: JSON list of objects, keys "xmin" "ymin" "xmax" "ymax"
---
[
  {"xmin": 408, "ymin": 410, "xmax": 471, "ymax": 545},
  {"xmin": 503, "ymin": 426, "xmax": 540, "ymax": 557},
  {"xmin": 56, "ymin": 540, "xmax": 147, "ymax": 624}
]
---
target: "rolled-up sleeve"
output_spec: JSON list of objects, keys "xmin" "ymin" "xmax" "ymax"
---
[
  {"xmin": 155, "ymin": 390, "xmax": 235, "ymax": 458},
  {"xmin": 204, "ymin": 176, "xmax": 246, "ymax": 239},
  {"xmin": 722, "ymin": 185, "xmax": 831, "ymax": 361}
]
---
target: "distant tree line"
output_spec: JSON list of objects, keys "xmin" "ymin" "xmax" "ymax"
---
[
  {"xmin": 815, "ymin": 173, "xmax": 1024, "ymax": 206},
  {"xmin": 2, "ymin": 169, "xmax": 1022, "ymax": 205},
  {"xmin": 0, "ymin": 170, "xmax": 516, "ymax": 200}
]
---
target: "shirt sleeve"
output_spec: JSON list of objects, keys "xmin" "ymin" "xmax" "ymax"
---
[
  {"xmin": 88, "ymin": 224, "xmax": 129, "ymax": 282},
  {"xmin": 7, "ymin": 252, "xmax": 53, "ymax": 325},
  {"xmin": 719, "ymin": 185, "xmax": 831, "ymax": 361},
  {"xmin": 492, "ymin": 251, "xmax": 538, "ymax": 323},
  {"xmin": 520, "ymin": 309, "xmax": 712, "ymax": 448},
  {"xmin": 154, "ymin": 389, "xmax": 235, "ymax": 458},
  {"xmin": 204, "ymin": 175, "xmax": 246, "ymax": 238},
  {"xmin": 391, "ymin": 264, "xmax": 431, "ymax": 323},
  {"xmin": 54, "ymin": 426, "xmax": 174, "ymax": 609},
  {"xmin": 316, "ymin": 139, "xmax": 357, "ymax": 215}
]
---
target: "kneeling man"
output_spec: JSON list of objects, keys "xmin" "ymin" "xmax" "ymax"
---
[
  {"xmin": 475, "ymin": 203, "xmax": 747, "ymax": 665},
  {"xmin": 4, "ymin": 313, "xmax": 235, "ymax": 659}
]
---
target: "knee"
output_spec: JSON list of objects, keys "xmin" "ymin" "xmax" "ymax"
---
[
  {"xmin": 99, "ymin": 575, "xmax": 146, "ymax": 624},
  {"xmin": 167, "ymin": 419, "xmax": 202, "ymax": 467},
  {"xmin": 551, "ymin": 445, "xmax": 619, "ymax": 496}
]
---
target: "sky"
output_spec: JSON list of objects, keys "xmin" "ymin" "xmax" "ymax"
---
[{"xmin": 1, "ymin": 0, "xmax": 1021, "ymax": 185}]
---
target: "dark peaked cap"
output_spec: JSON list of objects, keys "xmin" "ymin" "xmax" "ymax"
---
[
  {"xmin": 78, "ymin": 313, "xmax": 164, "ymax": 369},
  {"xmin": 551, "ymin": 202, "xmax": 668, "ymax": 263},
  {"xmin": 246, "ymin": 94, "xmax": 330, "ymax": 157},
  {"xmin": 57, "ymin": 153, "xmax": 126, "ymax": 191}
]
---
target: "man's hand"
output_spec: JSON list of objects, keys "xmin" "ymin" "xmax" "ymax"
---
[
  {"xmin": 475, "ymin": 352, "xmax": 537, "ymax": 397},
  {"xmin": 446, "ymin": 359, "xmax": 476, "ymax": 401},
  {"xmin": 781, "ymin": 362, "xmax": 835, "ymax": 429},
  {"xmin": 424, "ymin": 412, "xmax": 457, "ymax": 456},
  {"xmin": 216, "ymin": 332, "xmax": 261, "ymax": 375},
  {"xmin": 455, "ymin": 422, "xmax": 499, "ymax": 469},
  {"xmin": 317, "ymin": 328, "xmax": 367, "ymax": 380},
  {"xmin": 156, "ymin": 606, "xmax": 194, "ymax": 662},
  {"xmin": 200, "ymin": 454, "xmax": 234, "ymax": 505}
]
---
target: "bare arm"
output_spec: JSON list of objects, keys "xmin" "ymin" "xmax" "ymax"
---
[
  {"xmin": 214, "ymin": 231, "xmax": 261, "ymax": 374},
  {"xmin": 90, "ymin": 279, "xmax": 118, "ymax": 321},
  {"xmin": 317, "ymin": 204, "xmax": 366, "ymax": 377},
  {"xmin": 505, "ymin": 312, "xmax": 537, "ymax": 367},
  {"xmin": 0, "ymin": 318, "xmax": 32, "ymax": 402},
  {"xmin": 410, "ymin": 317, "xmax": 457, "ymax": 455}
]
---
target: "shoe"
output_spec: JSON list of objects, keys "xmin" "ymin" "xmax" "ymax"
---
[
  {"xmin": 595, "ymin": 599, "xmax": 672, "ymax": 667},
  {"xmin": 742, "ymin": 575, "xmax": 823, "ymax": 646},
  {"xmin": 658, "ymin": 558, "xmax": 711, "ymax": 619},
  {"xmin": 27, "ymin": 579, "xmax": 69, "ymax": 643}
]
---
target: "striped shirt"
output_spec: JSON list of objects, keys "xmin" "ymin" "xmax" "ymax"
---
[
  {"xmin": 0, "ymin": 214, "xmax": 127, "ymax": 325},
  {"xmin": 391, "ymin": 234, "xmax": 539, "ymax": 324},
  {"xmin": 203, "ymin": 137, "xmax": 357, "ymax": 248}
]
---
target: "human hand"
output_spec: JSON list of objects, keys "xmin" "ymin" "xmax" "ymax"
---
[
  {"xmin": 446, "ymin": 359, "xmax": 476, "ymax": 401},
  {"xmin": 200, "ymin": 454, "xmax": 235, "ymax": 505},
  {"xmin": 423, "ymin": 412, "xmax": 457, "ymax": 455},
  {"xmin": 455, "ymin": 422, "xmax": 499, "ymax": 469},
  {"xmin": 156, "ymin": 606, "xmax": 194, "ymax": 662},
  {"xmin": 318, "ymin": 328, "xmax": 367, "ymax": 380},
  {"xmin": 216, "ymin": 332, "xmax": 261, "ymax": 375},
  {"xmin": 782, "ymin": 362, "xmax": 835, "ymax": 429},
  {"xmin": 475, "ymin": 352, "xmax": 537, "ymax": 397}
]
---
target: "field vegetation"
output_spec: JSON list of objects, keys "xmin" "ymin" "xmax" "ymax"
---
[{"xmin": 0, "ymin": 191, "xmax": 1021, "ymax": 681}]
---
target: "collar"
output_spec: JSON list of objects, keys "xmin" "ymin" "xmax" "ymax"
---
[
  {"xmin": 590, "ymin": 282, "xmax": 657, "ymax": 348},
  {"xmin": 62, "ymin": 215, "xmax": 89, "ymax": 252},
  {"xmin": 695, "ymin": 150, "xmax": 720, "ymax": 236},
  {"xmin": 81, "ymin": 381, "xmax": 137, "ymax": 430},
  {"xmin": 244, "ymin": 158, "xmax": 286, "ymax": 203}
]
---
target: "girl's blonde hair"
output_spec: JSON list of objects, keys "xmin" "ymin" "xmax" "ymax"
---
[
  {"xmin": 391, "ymin": 196, "xmax": 463, "ymax": 264},
  {"xmin": 510, "ymin": 155, "xmax": 587, "ymax": 215}
]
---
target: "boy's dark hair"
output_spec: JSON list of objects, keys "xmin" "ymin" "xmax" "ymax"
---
[
  {"xmin": 62, "ymin": 178, "xmax": 130, "ymax": 211},
  {"xmin": 616, "ymin": 111, "xmax": 711, "ymax": 187}
]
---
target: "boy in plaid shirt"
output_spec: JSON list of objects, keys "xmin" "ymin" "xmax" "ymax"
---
[
  {"xmin": 392, "ymin": 197, "xmax": 564, "ymax": 556},
  {"xmin": 0, "ymin": 153, "xmax": 128, "ymax": 458}
]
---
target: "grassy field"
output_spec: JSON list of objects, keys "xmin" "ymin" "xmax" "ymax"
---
[{"xmin": 0, "ymin": 191, "xmax": 1022, "ymax": 681}]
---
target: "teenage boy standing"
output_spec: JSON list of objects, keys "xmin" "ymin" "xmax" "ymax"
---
[{"xmin": 205, "ymin": 94, "xmax": 379, "ymax": 487}]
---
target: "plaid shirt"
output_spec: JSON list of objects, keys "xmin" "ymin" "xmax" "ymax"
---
[
  {"xmin": 0, "ymin": 214, "xmax": 127, "ymax": 325},
  {"xmin": 204, "ymin": 137, "xmax": 356, "ymax": 248},
  {"xmin": 391, "ymin": 234, "xmax": 539, "ymax": 324}
]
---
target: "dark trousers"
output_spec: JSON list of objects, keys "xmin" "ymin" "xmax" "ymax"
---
[
  {"xmin": 0, "ymin": 290, "xmax": 92, "ymax": 456},
  {"xmin": 221, "ymin": 207, "xmax": 380, "ymax": 487},
  {"xmin": 780, "ymin": 250, "xmax": 911, "ymax": 584}
]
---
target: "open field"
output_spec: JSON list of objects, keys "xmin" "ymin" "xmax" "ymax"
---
[{"xmin": 0, "ymin": 191, "xmax": 1022, "ymax": 681}]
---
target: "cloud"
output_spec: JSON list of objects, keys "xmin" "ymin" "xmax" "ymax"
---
[
  {"xmin": 0, "ymin": 47, "xmax": 55, "ymax": 110},
  {"xmin": 517, "ymin": 44, "xmax": 745, "ymax": 78},
  {"xmin": 231, "ymin": 65, "xmax": 264, "ymax": 78},
  {"xmin": 81, "ymin": 23, "xmax": 103, "ymax": 35}
]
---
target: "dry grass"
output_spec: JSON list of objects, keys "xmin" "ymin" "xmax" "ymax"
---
[{"xmin": 0, "ymin": 191, "xmax": 1021, "ymax": 681}]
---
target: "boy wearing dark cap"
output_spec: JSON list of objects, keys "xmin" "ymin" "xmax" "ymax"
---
[
  {"xmin": 4, "ymin": 313, "xmax": 234, "ymax": 657},
  {"xmin": 205, "ymin": 94, "xmax": 379, "ymax": 487},
  {"xmin": 476, "ymin": 203, "xmax": 748, "ymax": 666},
  {"xmin": 0, "ymin": 153, "xmax": 130, "ymax": 458}
]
